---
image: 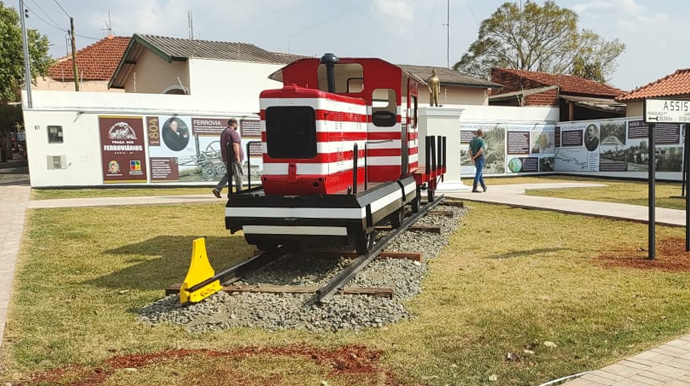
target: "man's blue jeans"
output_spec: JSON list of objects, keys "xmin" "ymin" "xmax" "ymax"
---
[{"xmin": 473, "ymin": 156, "xmax": 486, "ymax": 191}]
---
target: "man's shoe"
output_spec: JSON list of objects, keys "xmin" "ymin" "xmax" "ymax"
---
[
  {"xmin": 482, "ymin": 186, "xmax": 487, "ymax": 192},
  {"xmin": 472, "ymin": 190, "xmax": 481, "ymax": 193},
  {"xmin": 212, "ymin": 188, "xmax": 221, "ymax": 198}
]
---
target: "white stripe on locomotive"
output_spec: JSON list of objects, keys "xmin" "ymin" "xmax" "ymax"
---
[
  {"xmin": 261, "ymin": 140, "xmax": 367, "ymax": 156},
  {"xmin": 242, "ymin": 225, "xmax": 348, "ymax": 236},
  {"xmin": 226, "ymin": 206, "xmax": 365, "ymax": 219},
  {"xmin": 260, "ymin": 98, "xmax": 367, "ymax": 114},
  {"xmin": 226, "ymin": 183, "xmax": 415, "ymax": 222}
]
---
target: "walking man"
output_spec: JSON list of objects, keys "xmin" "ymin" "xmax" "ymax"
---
[
  {"xmin": 468, "ymin": 129, "xmax": 487, "ymax": 193},
  {"xmin": 212, "ymin": 118, "xmax": 244, "ymax": 198}
]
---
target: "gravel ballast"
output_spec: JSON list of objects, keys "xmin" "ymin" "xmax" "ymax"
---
[{"xmin": 139, "ymin": 202, "xmax": 468, "ymax": 333}]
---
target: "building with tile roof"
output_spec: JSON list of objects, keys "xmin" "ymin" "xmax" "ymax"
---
[
  {"xmin": 36, "ymin": 35, "xmax": 130, "ymax": 92},
  {"xmin": 489, "ymin": 68, "xmax": 627, "ymax": 121},
  {"xmin": 108, "ymin": 34, "xmax": 500, "ymax": 106},
  {"xmin": 616, "ymin": 69, "xmax": 690, "ymax": 117},
  {"xmin": 108, "ymin": 34, "xmax": 287, "ymax": 94},
  {"xmin": 398, "ymin": 64, "xmax": 501, "ymax": 106}
]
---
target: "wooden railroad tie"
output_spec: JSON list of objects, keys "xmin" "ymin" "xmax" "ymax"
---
[
  {"xmin": 427, "ymin": 210, "xmax": 454, "ymax": 217},
  {"xmin": 166, "ymin": 283, "xmax": 393, "ymax": 298},
  {"xmin": 375, "ymin": 225, "xmax": 442, "ymax": 234},
  {"xmin": 306, "ymin": 250, "xmax": 423, "ymax": 262},
  {"xmin": 442, "ymin": 200, "xmax": 464, "ymax": 208}
]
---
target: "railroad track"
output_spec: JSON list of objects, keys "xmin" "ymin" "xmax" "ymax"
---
[{"xmin": 171, "ymin": 195, "xmax": 445, "ymax": 304}]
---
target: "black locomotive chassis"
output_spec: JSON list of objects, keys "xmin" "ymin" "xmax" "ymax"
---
[{"xmin": 225, "ymin": 176, "xmax": 418, "ymax": 249}]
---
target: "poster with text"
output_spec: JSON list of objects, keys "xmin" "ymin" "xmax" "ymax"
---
[
  {"xmin": 240, "ymin": 119, "xmax": 263, "ymax": 181},
  {"xmin": 506, "ymin": 124, "xmax": 555, "ymax": 173},
  {"xmin": 99, "ymin": 116, "xmax": 147, "ymax": 183},
  {"xmin": 556, "ymin": 121, "xmax": 599, "ymax": 171},
  {"xmin": 148, "ymin": 116, "xmax": 230, "ymax": 182},
  {"xmin": 460, "ymin": 123, "xmax": 506, "ymax": 175}
]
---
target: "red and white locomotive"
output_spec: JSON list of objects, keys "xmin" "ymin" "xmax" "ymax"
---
[{"xmin": 225, "ymin": 54, "xmax": 446, "ymax": 254}]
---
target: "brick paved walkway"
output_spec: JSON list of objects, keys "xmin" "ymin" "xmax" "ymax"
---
[
  {"xmin": 0, "ymin": 161, "xmax": 30, "ymax": 350},
  {"xmin": 565, "ymin": 336, "xmax": 690, "ymax": 385}
]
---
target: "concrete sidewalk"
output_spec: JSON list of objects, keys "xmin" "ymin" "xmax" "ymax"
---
[
  {"xmin": 445, "ymin": 182, "xmax": 687, "ymax": 227},
  {"xmin": 2, "ymin": 179, "xmax": 690, "ymax": 385}
]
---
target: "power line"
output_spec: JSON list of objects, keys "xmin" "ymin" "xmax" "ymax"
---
[
  {"xmin": 26, "ymin": 0, "xmax": 63, "ymax": 30},
  {"xmin": 23, "ymin": 3, "xmax": 66, "ymax": 33},
  {"xmin": 417, "ymin": 0, "xmax": 440, "ymax": 64},
  {"xmin": 261, "ymin": 0, "xmax": 373, "ymax": 46},
  {"xmin": 75, "ymin": 33, "xmax": 100, "ymax": 40},
  {"xmin": 52, "ymin": 0, "xmax": 70, "ymax": 18}
]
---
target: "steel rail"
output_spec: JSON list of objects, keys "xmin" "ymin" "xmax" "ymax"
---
[
  {"xmin": 316, "ymin": 195, "xmax": 446, "ymax": 303},
  {"xmin": 186, "ymin": 244, "xmax": 296, "ymax": 295}
]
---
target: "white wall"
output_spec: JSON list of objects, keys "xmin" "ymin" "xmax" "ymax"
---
[
  {"xmin": 123, "ymin": 49, "xmax": 190, "ymax": 93},
  {"xmin": 23, "ymin": 90, "xmax": 261, "ymax": 187},
  {"xmin": 188, "ymin": 59, "xmax": 283, "ymax": 113},
  {"xmin": 418, "ymin": 86, "xmax": 488, "ymax": 106},
  {"xmin": 418, "ymin": 105, "xmax": 559, "ymax": 183},
  {"xmin": 626, "ymin": 101, "xmax": 644, "ymax": 118}
]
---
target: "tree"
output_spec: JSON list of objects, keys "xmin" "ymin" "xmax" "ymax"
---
[
  {"xmin": 454, "ymin": 1, "xmax": 624, "ymax": 83},
  {"xmin": 0, "ymin": 1, "xmax": 53, "ymax": 161},
  {"xmin": 0, "ymin": 1, "xmax": 52, "ymax": 102}
]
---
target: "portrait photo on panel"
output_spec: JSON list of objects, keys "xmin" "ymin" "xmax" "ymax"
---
[{"xmin": 162, "ymin": 117, "xmax": 190, "ymax": 151}]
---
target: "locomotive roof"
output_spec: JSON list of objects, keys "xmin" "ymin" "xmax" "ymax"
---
[{"xmin": 268, "ymin": 57, "xmax": 427, "ymax": 86}]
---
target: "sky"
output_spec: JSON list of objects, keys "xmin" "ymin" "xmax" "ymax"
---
[{"xmin": 10, "ymin": 0, "xmax": 690, "ymax": 92}]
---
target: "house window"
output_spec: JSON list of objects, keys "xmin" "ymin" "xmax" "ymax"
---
[
  {"xmin": 47, "ymin": 125, "xmax": 63, "ymax": 143},
  {"xmin": 372, "ymin": 89, "xmax": 397, "ymax": 127}
]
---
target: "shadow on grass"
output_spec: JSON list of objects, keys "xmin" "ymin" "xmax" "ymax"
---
[
  {"xmin": 487, "ymin": 247, "xmax": 569, "ymax": 260},
  {"xmin": 84, "ymin": 235, "xmax": 250, "ymax": 291}
]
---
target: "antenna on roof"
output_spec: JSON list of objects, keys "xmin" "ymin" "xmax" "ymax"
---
[
  {"xmin": 188, "ymin": 10, "xmax": 194, "ymax": 40},
  {"xmin": 101, "ymin": 10, "xmax": 113, "ymax": 37}
]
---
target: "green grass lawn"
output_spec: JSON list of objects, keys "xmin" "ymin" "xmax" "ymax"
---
[
  {"xmin": 521, "ymin": 176, "xmax": 687, "ymax": 210},
  {"xmin": 2, "ymin": 201, "xmax": 690, "ymax": 385},
  {"xmin": 31, "ymin": 187, "xmax": 217, "ymax": 200}
]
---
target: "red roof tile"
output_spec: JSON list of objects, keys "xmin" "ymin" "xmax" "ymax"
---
[
  {"xmin": 493, "ymin": 68, "xmax": 626, "ymax": 98},
  {"xmin": 48, "ymin": 36, "xmax": 131, "ymax": 81},
  {"xmin": 617, "ymin": 69, "xmax": 690, "ymax": 101}
]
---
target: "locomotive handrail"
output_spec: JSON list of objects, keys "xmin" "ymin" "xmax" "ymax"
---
[
  {"xmin": 352, "ymin": 143, "xmax": 358, "ymax": 195},
  {"xmin": 226, "ymin": 141, "xmax": 234, "ymax": 197},
  {"xmin": 363, "ymin": 139, "xmax": 394, "ymax": 191},
  {"xmin": 245, "ymin": 141, "xmax": 261, "ymax": 190}
]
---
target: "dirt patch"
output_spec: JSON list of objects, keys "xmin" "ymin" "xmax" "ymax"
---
[
  {"xmin": 599, "ymin": 237, "xmax": 690, "ymax": 272},
  {"xmin": 17, "ymin": 345, "xmax": 412, "ymax": 386}
]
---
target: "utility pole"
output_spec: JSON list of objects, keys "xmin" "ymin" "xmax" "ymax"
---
[
  {"xmin": 19, "ymin": 0, "xmax": 32, "ymax": 108},
  {"xmin": 446, "ymin": 0, "xmax": 450, "ymax": 68},
  {"xmin": 188, "ymin": 10, "xmax": 194, "ymax": 39},
  {"xmin": 70, "ymin": 17, "xmax": 79, "ymax": 91}
]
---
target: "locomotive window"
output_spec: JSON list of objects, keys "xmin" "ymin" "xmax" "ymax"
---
[
  {"xmin": 372, "ymin": 89, "xmax": 397, "ymax": 127},
  {"xmin": 318, "ymin": 63, "xmax": 364, "ymax": 93},
  {"xmin": 265, "ymin": 106, "xmax": 317, "ymax": 159},
  {"xmin": 347, "ymin": 77, "xmax": 364, "ymax": 93}
]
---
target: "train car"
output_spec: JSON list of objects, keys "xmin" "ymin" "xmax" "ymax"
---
[{"xmin": 224, "ymin": 54, "xmax": 445, "ymax": 254}]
